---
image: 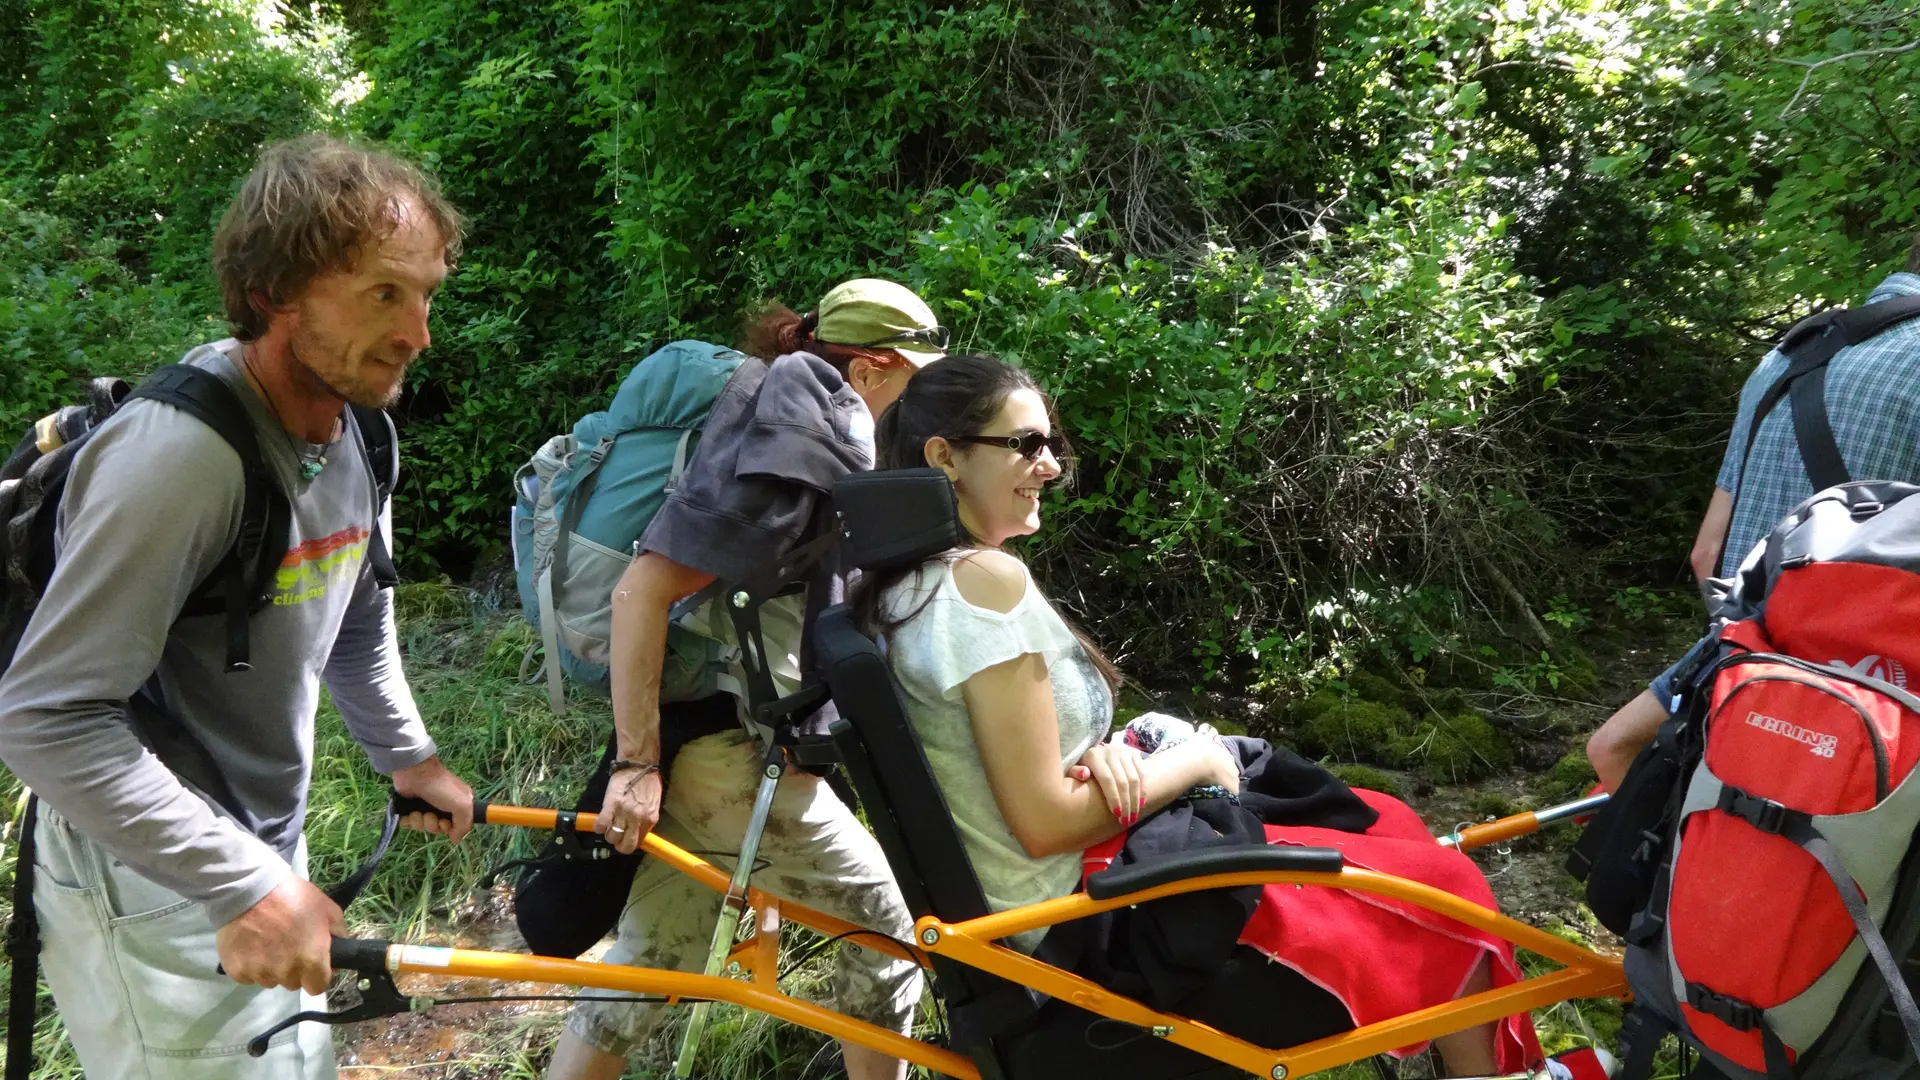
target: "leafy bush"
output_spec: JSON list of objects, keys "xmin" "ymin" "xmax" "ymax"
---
[
  {"xmin": 0, "ymin": 0, "xmax": 348, "ymax": 436},
  {"xmin": 0, "ymin": 193, "xmax": 215, "ymax": 436},
  {"xmin": 9, "ymin": 0, "xmax": 1920, "ymax": 691}
]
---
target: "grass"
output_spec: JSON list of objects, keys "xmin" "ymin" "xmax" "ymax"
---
[{"xmin": 0, "ymin": 580, "xmax": 1645, "ymax": 1079}]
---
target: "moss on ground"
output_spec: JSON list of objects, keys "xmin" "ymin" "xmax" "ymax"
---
[
  {"xmin": 1396, "ymin": 711, "xmax": 1514, "ymax": 783},
  {"xmin": 392, "ymin": 578, "xmax": 472, "ymax": 622},
  {"xmin": 1468, "ymin": 789, "xmax": 1521, "ymax": 819},
  {"xmin": 1560, "ymin": 652, "xmax": 1602, "ymax": 697},
  {"xmin": 1294, "ymin": 688, "xmax": 1514, "ymax": 784},
  {"xmin": 1325, "ymin": 763, "xmax": 1402, "ymax": 797},
  {"xmin": 480, "ymin": 617, "xmax": 537, "ymax": 680},
  {"xmin": 1294, "ymin": 691, "xmax": 1416, "ymax": 758},
  {"xmin": 1346, "ymin": 670, "xmax": 1413, "ymax": 708},
  {"xmin": 1544, "ymin": 749, "xmax": 1599, "ymax": 800}
]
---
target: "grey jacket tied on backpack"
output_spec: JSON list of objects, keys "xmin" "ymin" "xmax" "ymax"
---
[
  {"xmin": 0, "ymin": 342, "xmax": 435, "ymax": 928},
  {"xmin": 642, "ymin": 350, "xmax": 876, "ymax": 583},
  {"xmin": 642, "ymin": 350, "xmax": 877, "ymax": 743}
]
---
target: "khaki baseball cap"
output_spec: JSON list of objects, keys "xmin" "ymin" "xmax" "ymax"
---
[{"xmin": 813, "ymin": 278, "xmax": 947, "ymax": 364}]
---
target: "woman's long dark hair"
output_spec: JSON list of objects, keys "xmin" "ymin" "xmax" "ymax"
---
[{"xmin": 848, "ymin": 353, "xmax": 1123, "ymax": 694}]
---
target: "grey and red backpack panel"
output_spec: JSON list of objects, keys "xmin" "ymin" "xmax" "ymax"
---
[{"xmin": 1577, "ymin": 482, "xmax": 1920, "ymax": 1080}]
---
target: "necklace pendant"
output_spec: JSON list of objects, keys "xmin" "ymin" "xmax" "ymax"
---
[{"xmin": 300, "ymin": 457, "xmax": 326, "ymax": 482}]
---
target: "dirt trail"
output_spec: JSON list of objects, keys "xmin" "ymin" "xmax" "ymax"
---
[{"xmin": 335, "ymin": 895, "xmax": 587, "ymax": 1078}]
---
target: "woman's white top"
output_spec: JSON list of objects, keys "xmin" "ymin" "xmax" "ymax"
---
[{"xmin": 879, "ymin": 555, "xmax": 1113, "ymax": 953}]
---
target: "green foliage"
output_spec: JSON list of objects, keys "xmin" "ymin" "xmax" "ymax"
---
[
  {"xmin": 0, "ymin": 193, "xmax": 215, "ymax": 436},
  {"xmin": 347, "ymin": 0, "xmax": 619, "ymax": 565},
  {"xmin": 0, "ymin": 0, "xmax": 347, "ymax": 438},
  {"xmin": 7, "ymin": 0, "xmax": 1920, "ymax": 691},
  {"xmin": 1490, "ymin": 650, "xmax": 1578, "ymax": 695},
  {"xmin": 1544, "ymin": 596, "xmax": 1592, "ymax": 633},
  {"xmin": 1611, "ymin": 586, "xmax": 1684, "ymax": 623}
]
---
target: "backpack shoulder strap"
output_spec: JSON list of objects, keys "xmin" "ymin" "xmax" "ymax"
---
[
  {"xmin": 1734, "ymin": 294, "xmax": 1920, "ymax": 501},
  {"xmin": 347, "ymin": 405, "xmax": 399, "ymax": 590},
  {"xmin": 348, "ymin": 404, "xmax": 398, "ymax": 505},
  {"xmin": 125, "ymin": 365, "xmax": 263, "ymax": 463},
  {"xmin": 1826, "ymin": 292, "xmax": 1920, "ymax": 348},
  {"xmin": 4, "ymin": 795, "xmax": 39, "ymax": 1080},
  {"xmin": 124, "ymin": 364, "xmax": 290, "ymax": 672},
  {"xmin": 1738, "ymin": 313, "xmax": 1849, "ymax": 498}
]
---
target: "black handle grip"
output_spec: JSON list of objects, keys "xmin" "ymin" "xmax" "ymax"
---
[
  {"xmin": 390, "ymin": 793, "xmax": 488, "ymax": 824},
  {"xmin": 220, "ymin": 936, "xmax": 392, "ymax": 979},
  {"xmin": 1084, "ymin": 845, "xmax": 1346, "ymax": 900},
  {"xmin": 331, "ymin": 936, "xmax": 392, "ymax": 974}
]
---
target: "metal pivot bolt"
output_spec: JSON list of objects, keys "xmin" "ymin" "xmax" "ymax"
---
[
  {"xmin": 731, "ymin": 591, "xmax": 750, "ymax": 609},
  {"xmin": 920, "ymin": 928, "xmax": 940, "ymax": 946},
  {"xmin": 765, "ymin": 764, "xmax": 781, "ymax": 780},
  {"xmin": 1271, "ymin": 1066, "xmax": 1288, "ymax": 1080}
]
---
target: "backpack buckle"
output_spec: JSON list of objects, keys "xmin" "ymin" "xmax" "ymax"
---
[
  {"xmin": 2, "ymin": 916, "xmax": 39, "ymax": 961},
  {"xmin": 1718, "ymin": 785, "xmax": 1795, "ymax": 835},
  {"xmin": 1686, "ymin": 982, "xmax": 1762, "ymax": 1031},
  {"xmin": 235, "ymin": 515, "xmax": 268, "ymax": 560}
]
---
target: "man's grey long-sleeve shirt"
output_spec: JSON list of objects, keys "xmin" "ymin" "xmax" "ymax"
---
[{"xmin": 0, "ymin": 341, "xmax": 437, "ymax": 927}]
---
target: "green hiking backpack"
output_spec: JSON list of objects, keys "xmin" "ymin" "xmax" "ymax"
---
[{"xmin": 511, "ymin": 340, "xmax": 750, "ymax": 713}]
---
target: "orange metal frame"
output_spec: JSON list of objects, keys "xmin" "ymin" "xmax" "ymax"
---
[{"xmin": 367, "ymin": 804, "xmax": 1625, "ymax": 1080}]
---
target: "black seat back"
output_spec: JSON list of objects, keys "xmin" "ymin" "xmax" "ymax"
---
[
  {"xmin": 819, "ymin": 469, "xmax": 999, "ymax": 925},
  {"xmin": 815, "ymin": 606, "xmax": 990, "ymax": 923}
]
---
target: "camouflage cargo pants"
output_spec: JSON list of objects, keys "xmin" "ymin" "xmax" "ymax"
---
[{"xmin": 566, "ymin": 730, "xmax": 923, "ymax": 1057}]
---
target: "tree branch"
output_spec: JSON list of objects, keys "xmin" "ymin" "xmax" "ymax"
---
[{"xmin": 1779, "ymin": 38, "xmax": 1920, "ymax": 119}]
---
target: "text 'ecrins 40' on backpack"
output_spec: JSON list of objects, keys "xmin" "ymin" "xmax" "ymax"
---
[{"xmin": 1587, "ymin": 481, "xmax": 1920, "ymax": 1080}]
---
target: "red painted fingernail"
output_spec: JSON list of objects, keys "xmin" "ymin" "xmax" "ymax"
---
[{"xmin": 1139, "ymin": 796, "xmax": 1146, "ymax": 809}]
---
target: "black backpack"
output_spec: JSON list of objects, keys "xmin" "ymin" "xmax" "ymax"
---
[{"xmin": 0, "ymin": 362, "xmax": 399, "ymax": 1080}]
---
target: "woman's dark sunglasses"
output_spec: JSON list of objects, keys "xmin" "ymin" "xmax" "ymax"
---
[
  {"xmin": 850, "ymin": 325, "xmax": 952, "ymax": 351},
  {"xmin": 948, "ymin": 430, "xmax": 1071, "ymax": 462}
]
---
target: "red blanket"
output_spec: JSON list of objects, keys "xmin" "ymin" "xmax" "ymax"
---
[{"xmin": 1084, "ymin": 789, "xmax": 1543, "ymax": 1070}]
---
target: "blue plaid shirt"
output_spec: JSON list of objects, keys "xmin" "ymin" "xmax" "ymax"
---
[
  {"xmin": 1649, "ymin": 272, "xmax": 1920, "ymax": 708},
  {"xmin": 1713, "ymin": 271, "xmax": 1920, "ymax": 576}
]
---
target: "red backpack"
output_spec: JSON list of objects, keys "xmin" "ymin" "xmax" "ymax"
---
[{"xmin": 1613, "ymin": 481, "xmax": 1920, "ymax": 1080}]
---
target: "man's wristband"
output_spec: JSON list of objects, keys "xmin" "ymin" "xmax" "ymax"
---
[{"xmin": 610, "ymin": 759, "xmax": 660, "ymax": 777}]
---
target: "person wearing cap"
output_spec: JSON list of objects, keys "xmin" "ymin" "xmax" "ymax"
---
[{"xmin": 546, "ymin": 279, "xmax": 945, "ymax": 1080}]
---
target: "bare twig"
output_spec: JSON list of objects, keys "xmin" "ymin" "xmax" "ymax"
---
[{"xmin": 1778, "ymin": 38, "xmax": 1920, "ymax": 119}]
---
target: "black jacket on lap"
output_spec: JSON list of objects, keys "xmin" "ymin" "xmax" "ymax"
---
[{"xmin": 1038, "ymin": 737, "xmax": 1378, "ymax": 1012}]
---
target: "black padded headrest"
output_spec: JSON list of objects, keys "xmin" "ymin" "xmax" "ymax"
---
[{"xmin": 833, "ymin": 468, "xmax": 962, "ymax": 571}]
